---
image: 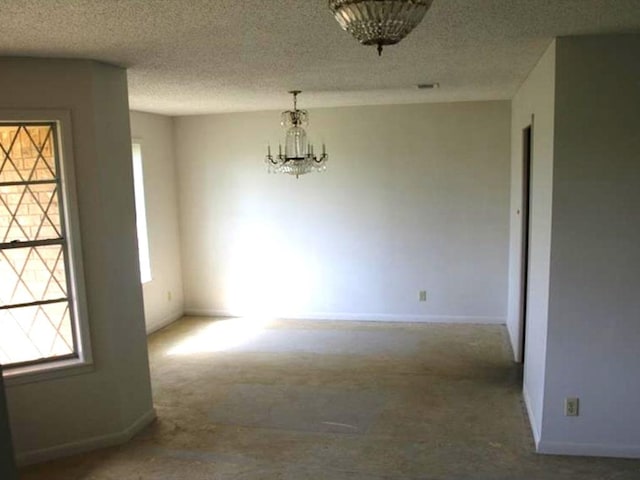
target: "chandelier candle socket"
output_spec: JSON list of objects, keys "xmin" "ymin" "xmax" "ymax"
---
[
  {"xmin": 265, "ymin": 91, "xmax": 328, "ymax": 178},
  {"xmin": 329, "ymin": 0, "xmax": 434, "ymax": 55}
]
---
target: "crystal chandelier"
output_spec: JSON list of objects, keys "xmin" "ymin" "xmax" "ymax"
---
[
  {"xmin": 329, "ymin": 0, "xmax": 434, "ymax": 55},
  {"xmin": 265, "ymin": 91, "xmax": 328, "ymax": 178}
]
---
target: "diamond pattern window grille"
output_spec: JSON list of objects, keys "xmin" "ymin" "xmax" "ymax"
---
[{"xmin": 0, "ymin": 123, "xmax": 77, "ymax": 367}]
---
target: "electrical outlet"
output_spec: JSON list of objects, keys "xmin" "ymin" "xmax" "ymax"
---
[
  {"xmin": 167, "ymin": 291, "xmax": 172, "ymax": 302},
  {"xmin": 565, "ymin": 397, "xmax": 579, "ymax": 416},
  {"xmin": 419, "ymin": 290, "xmax": 427, "ymax": 302}
]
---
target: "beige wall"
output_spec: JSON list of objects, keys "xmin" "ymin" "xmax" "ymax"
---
[
  {"xmin": 0, "ymin": 58, "xmax": 154, "ymax": 464},
  {"xmin": 540, "ymin": 35, "xmax": 640, "ymax": 458},
  {"xmin": 509, "ymin": 35, "xmax": 640, "ymax": 458},
  {"xmin": 130, "ymin": 111, "xmax": 184, "ymax": 333},
  {"xmin": 174, "ymin": 101, "xmax": 511, "ymax": 323},
  {"xmin": 507, "ymin": 40, "xmax": 556, "ymax": 443}
]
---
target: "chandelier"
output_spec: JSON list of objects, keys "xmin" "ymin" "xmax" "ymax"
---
[
  {"xmin": 265, "ymin": 91, "xmax": 328, "ymax": 178},
  {"xmin": 329, "ymin": 0, "xmax": 434, "ymax": 56}
]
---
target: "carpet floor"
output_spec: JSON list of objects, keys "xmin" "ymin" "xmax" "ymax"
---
[{"xmin": 21, "ymin": 316, "xmax": 640, "ymax": 479}]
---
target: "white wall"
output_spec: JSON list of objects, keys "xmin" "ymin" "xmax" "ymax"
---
[
  {"xmin": 130, "ymin": 111, "xmax": 185, "ymax": 333},
  {"xmin": 174, "ymin": 101, "xmax": 511, "ymax": 322},
  {"xmin": 0, "ymin": 58, "xmax": 154, "ymax": 464},
  {"xmin": 539, "ymin": 35, "xmax": 640, "ymax": 458},
  {"xmin": 507, "ymin": 41, "xmax": 556, "ymax": 442}
]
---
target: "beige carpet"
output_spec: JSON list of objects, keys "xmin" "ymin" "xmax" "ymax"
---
[{"xmin": 21, "ymin": 316, "xmax": 640, "ymax": 479}]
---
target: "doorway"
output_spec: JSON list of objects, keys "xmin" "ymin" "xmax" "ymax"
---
[{"xmin": 518, "ymin": 124, "xmax": 533, "ymax": 364}]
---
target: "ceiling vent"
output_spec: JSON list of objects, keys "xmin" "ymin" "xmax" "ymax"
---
[{"xmin": 417, "ymin": 83, "xmax": 440, "ymax": 90}]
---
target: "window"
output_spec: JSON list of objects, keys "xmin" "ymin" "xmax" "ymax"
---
[
  {"xmin": 131, "ymin": 143, "xmax": 151, "ymax": 284},
  {"xmin": 0, "ymin": 118, "xmax": 89, "ymax": 374}
]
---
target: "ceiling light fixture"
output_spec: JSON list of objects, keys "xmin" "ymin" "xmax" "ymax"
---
[
  {"xmin": 265, "ymin": 91, "xmax": 328, "ymax": 178},
  {"xmin": 329, "ymin": 0, "xmax": 434, "ymax": 56}
]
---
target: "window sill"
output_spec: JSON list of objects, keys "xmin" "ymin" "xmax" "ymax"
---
[{"xmin": 2, "ymin": 358, "xmax": 94, "ymax": 387}]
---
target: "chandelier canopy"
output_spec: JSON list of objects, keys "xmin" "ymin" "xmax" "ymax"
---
[
  {"xmin": 329, "ymin": 0, "xmax": 434, "ymax": 55},
  {"xmin": 265, "ymin": 91, "xmax": 328, "ymax": 178}
]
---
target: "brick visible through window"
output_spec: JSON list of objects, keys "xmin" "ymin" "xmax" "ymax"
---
[{"xmin": 0, "ymin": 123, "xmax": 77, "ymax": 367}]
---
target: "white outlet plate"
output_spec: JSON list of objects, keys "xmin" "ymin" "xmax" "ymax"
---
[{"xmin": 565, "ymin": 397, "xmax": 579, "ymax": 416}]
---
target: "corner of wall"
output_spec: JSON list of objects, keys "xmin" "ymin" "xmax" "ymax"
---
[
  {"xmin": 538, "ymin": 33, "xmax": 640, "ymax": 460},
  {"xmin": 522, "ymin": 383, "xmax": 541, "ymax": 448},
  {"xmin": 1, "ymin": 57, "xmax": 154, "ymax": 465},
  {"xmin": 16, "ymin": 408, "xmax": 156, "ymax": 466},
  {"xmin": 129, "ymin": 111, "xmax": 186, "ymax": 334}
]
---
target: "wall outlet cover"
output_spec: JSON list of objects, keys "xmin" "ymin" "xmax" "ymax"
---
[{"xmin": 565, "ymin": 397, "xmax": 579, "ymax": 416}]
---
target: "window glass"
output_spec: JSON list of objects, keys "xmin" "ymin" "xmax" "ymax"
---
[
  {"xmin": 0, "ymin": 123, "xmax": 77, "ymax": 367},
  {"xmin": 131, "ymin": 143, "xmax": 152, "ymax": 284}
]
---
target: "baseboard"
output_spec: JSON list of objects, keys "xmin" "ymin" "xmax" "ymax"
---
[
  {"xmin": 146, "ymin": 308, "xmax": 184, "ymax": 335},
  {"xmin": 537, "ymin": 439, "xmax": 640, "ymax": 459},
  {"xmin": 16, "ymin": 408, "xmax": 157, "ymax": 466},
  {"xmin": 522, "ymin": 384, "xmax": 541, "ymax": 448},
  {"xmin": 521, "ymin": 387, "xmax": 640, "ymax": 459},
  {"xmin": 184, "ymin": 308, "xmax": 505, "ymax": 324}
]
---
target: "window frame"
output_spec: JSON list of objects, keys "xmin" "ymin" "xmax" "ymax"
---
[{"xmin": 1, "ymin": 110, "xmax": 93, "ymax": 385}]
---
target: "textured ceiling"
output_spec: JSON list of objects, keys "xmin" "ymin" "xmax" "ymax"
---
[{"xmin": 1, "ymin": 0, "xmax": 639, "ymax": 115}]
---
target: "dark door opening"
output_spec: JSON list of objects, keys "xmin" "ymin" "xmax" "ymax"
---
[{"xmin": 519, "ymin": 125, "xmax": 533, "ymax": 365}]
